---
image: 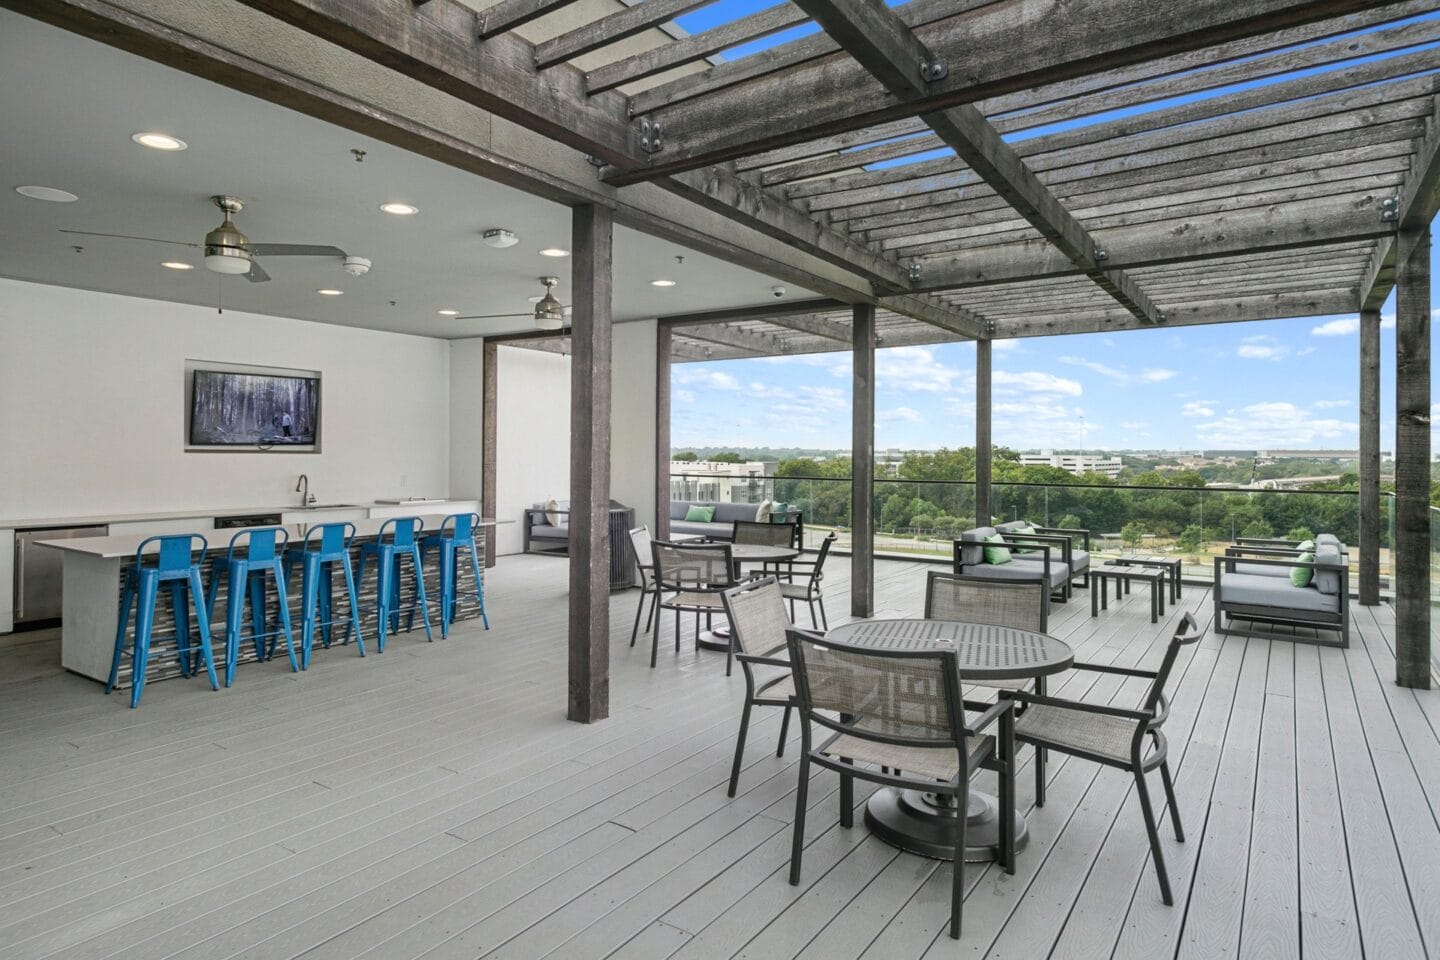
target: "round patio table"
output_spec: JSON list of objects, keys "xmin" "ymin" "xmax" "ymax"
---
[
  {"xmin": 698, "ymin": 543, "xmax": 800, "ymax": 651},
  {"xmin": 824, "ymin": 618, "xmax": 1074, "ymax": 863}
]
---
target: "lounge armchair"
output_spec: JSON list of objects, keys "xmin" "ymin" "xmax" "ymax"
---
[
  {"xmin": 994, "ymin": 520, "xmax": 1092, "ymax": 588},
  {"xmin": 1213, "ymin": 543, "xmax": 1348, "ymax": 647},
  {"xmin": 954, "ymin": 526, "xmax": 1071, "ymax": 601}
]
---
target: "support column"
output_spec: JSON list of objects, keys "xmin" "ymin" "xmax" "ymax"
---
[
  {"xmin": 655, "ymin": 324, "xmax": 672, "ymax": 540},
  {"xmin": 1394, "ymin": 225, "xmax": 1431, "ymax": 688},
  {"xmin": 852, "ymin": 304, "xmax": 875, "ymax": 619},
  {"xmin": 1359, "ymin": 308, "xmax": 1381, "ymax": 605},
  {"xmin": 568, "ymin": 204, "xmax": 613, "ymax": 721},
  {"xmin": 482, "ymin": 339, "xmax": 498, "ymax": 567},
  {"xmin": 975, "ymin": 339, "xmax": 993, "ymax": 528}
]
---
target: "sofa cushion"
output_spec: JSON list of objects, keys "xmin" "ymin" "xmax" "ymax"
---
[
  {"xmin": 1290, "ymin": 552, "xmax": 1315, "ymax": 587},
  {"xmin": 1232, "ymin": 561, "xmax": 1291, "ymax": 577},
  {"xmin": 713, "ymin": 501, "xmax": 761, "ymax": 524},
  {"xmin": 684, "ymin": 504, "xmax": 716, "ymax": 523},
  {"xmin": 1220, "ymin": 572, "xmax": 1340, "ymax": 613},
  {"xmin": 670, "ymin": 500, "xmax": 694, "ymax": 521},
  {"xmin": 670, "ymin": 520, "xmax": 733, "ymax": 540},
  {"xmin": 964, "ymin": 557, "xmax": 1069, "ymax": 589},
  {"xmin": 959, "ymin": 527, "xmax": 997, "ymax": 567},
  {"xmin": 1315, "ymin": 533, "xmax": 1340, "ymax": 547},
  {"xmin": 530, "ymin": 523, "xmax": 568, "ymax": 541},
  {"xmin": 1069, "ymin": 549, "xmax": 1090, "ymax": 572},
  {"xmin": 544, "ymin": 498, "xmax": 562, "ymax": 526},
  {"xmin": 1313, "ymin": 543, "xmax": 1344, "ymax": 596},
  {"xmin": 995, "ymin": 521, "xmax": 1028, "ymax": 533},
  {"xmin": 756, "ymin": 499, "xmax": 773, "ymax": 522}
]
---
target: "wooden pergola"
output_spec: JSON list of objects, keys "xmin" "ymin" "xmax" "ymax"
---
[{"xmin": 16, "ymin": 0, "xmax": 1438, "ymax": 718}]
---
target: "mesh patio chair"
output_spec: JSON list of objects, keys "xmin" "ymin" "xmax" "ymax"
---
[
  {"xmin": 779, "ymin": 533, "xmax": 836, "ymax": 629},
  {"xmin": 925, "ymin": 572, "xmax": 1047, "ymax": 698},
  {"xmin": 720, "ymin": 577, "xmax": 798, "ymax": 795},
  {"xmin": 651, "ymin": 540, "xmax": 737, "ymax": 669},
  {"xmin": 627, "ymin": 526, "xmax": 660, "ymax": 648},
  {"xmin": 732, "ymin": 519, "xmax": 799, "ymax": 579},
  {"xmin": 1009, "ymin": 612, "xmax": 1203, "ymax": 906},
  {"xmin": 786, "ymin": 628, "xmax": 1015, "ymax": 940}
]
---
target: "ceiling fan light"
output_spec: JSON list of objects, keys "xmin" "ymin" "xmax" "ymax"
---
[
  {"xmin": 534, "ymin": 290, "xmax": 565, "ymax": 330},
  {"xmin": 205, "ymin": 250, "xmax": 252, "ymax": 274}
]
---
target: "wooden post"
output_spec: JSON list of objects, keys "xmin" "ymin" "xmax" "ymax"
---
[
  {"xmin": 568, "ymin": 204, "xmax": 613, "ymax": 721},
  {"xmin": 1358, "ymin": 308, "xmax": 1381, "ymax": 605},
  {"xmin": 482, "ymin": 339, "xmax": 498, "ymax": 567},
  {"xmin": 655, "ymin": 323, "xmax": 672, "ymax": 540},
  {"xmin": 852, "ymin": 303, "xmax": 875, "ymax": 619},
  {"xmin": 1394, "ymin": 225, "xmax": 1430, "ymax": 689},
  {"xmin": 975, "ymin": 339, "xmax": 993, "ymax": 528}
]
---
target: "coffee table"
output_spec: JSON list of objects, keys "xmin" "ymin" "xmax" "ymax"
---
[
  {"xmin": 1111, "ymin": 555, "xmax": 1182, "ymax": 602},
  {"xmin": 825, "ymin": 618, "xmax": 1074, "ymax": 862},
  {"xmin": 1091, "ymin": 563, "xmax": 1168, "ymax": 623}
]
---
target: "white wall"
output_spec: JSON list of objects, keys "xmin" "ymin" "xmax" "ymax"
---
[
  {"xmin": 448, "ymin": 338, "xmax": 486, "ymax": 500},
  {"xmin": 0, "ymin": 278, "xmax": 451, "ymax": 521},
  {"xmin": 494, "ymin": 345, "xmax": 571, "ymax": 555},
  {"xmin": 611, "ymin": 319, "xmax": 657, "ymax": 534}
]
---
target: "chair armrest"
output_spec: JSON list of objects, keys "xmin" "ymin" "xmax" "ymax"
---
[
  {"xmin": 1002, "ymin": 532, "xmax": 1072, "ymax": 561},
  {"xmin": 962, "ymin": 696, "xmax": 1015, "ymax": 737},
  {"xmin": 1007, "ymin": 690, "xmax": 1153, "ymax": 722},
  {"xmin": 1224, "ymin": 545, "xmax": 1300, "ymax": 558},
  {"xmin": 1035, "ymin": 526, "xmax": 1091, "ymax": 550},
  {"xmin": 1069, "ymin": 660, "xmax": 1159, "ymax": 679},
  {"xmin": 737, "ymin": 653, "xmax": 790, "ymax": 669}
]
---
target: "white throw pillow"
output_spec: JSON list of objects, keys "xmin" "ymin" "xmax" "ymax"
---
[
  {"xmin": 755, "ymin": 499, "xmax": 773, "ymax": 522},
  {"xmin": 544, "ymin": 498, "xmax": 561, "ymax": 526}
]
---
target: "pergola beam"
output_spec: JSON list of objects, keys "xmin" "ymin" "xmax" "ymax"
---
[
  {"xmin": 615, "ymin": 0, "xmax": 1396, "ymax": 182},
  {"xmin": 477, "ymin": 0, "xmax": 579, "ymax": 38},
  {"xmin": 763, "ymin": 314, "xmax": 853, "ymax": 342},
  {"xmin": 676, "ymin": 322, "xmax": 789, "ymax": 355},
  {"xmin": 1361, "ymin": 94, "xmax": 1440, "ymax": 309},
  {"xmin": 534, "ymin": 0, "xmax": 709, "ymax": 69}
]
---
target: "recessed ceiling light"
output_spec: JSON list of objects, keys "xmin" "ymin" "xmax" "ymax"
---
[
  {"xmin": 132, "ymin": 132, "xmax": 187, "ymax": 151},
  {"xmin": 538, "ymin": 247, "xmax": 570, "ymax": 258},
  {"xmin": 650, "ymin": 279, "xmax": 676, "ymax": 287},
  {"xmin": 316, "ymin": 288, "xmax": 344, "ymax": 296},
  {"xmin": 161, "ymin": 261, "xmax": 194, "ymax": 270},
  {"xmin": 482, "ymin": 228, "xmax": 519, "ymax": 248},
  {"xmin": 380, "ymin": 202, "xmax": 419, "ymax": 216},
  {"xmin": 14, "ymin": 185, "xmax": 78, "ymax": 202},
  {"xmin": 437, "ymin": 308, "xmax": 459, "ymax": 316}
]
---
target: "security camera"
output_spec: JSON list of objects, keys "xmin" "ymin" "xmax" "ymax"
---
[
  {"xmin": 771, "ymin": 285, "xmax": 786, "ymax": 298},
  {"xmin": 343, "ymin": 256, "xmax": 371, "ymax": 277}
]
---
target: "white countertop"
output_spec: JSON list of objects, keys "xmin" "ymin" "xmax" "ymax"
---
[
  {"xmin": 35, "ymin": 514, "xmax": 507, "ymax": 559},
  {"xmin": 0, "ymin": 499, "xmax": 472, "ymax": 530}
]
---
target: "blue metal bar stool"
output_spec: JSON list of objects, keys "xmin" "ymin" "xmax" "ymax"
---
[
  {"xmin": 420, "ymin": 512, "xmax": 490, "ymax": 638},
  {"xmin": 205, "ymin": 526, "xmax": 297, "ymax": 686},
  {"xmin": 290, "ymin": 521, "xmax": 364, "ymax": 669},
  {"xmin": 106, "ymin": 534, "xmax": 217, "ymax": 708},
  {"xmin": 355, "ymin": 517, "xmax": 433, "ymax": 652}
]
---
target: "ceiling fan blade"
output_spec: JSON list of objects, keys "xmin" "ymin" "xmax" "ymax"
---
[
  {"xmin": 246, "ymin": 243, "xmax": 345, "ymax": 258},
  {"xmin": 244, "ymin": 259, "xmax": 271, "ymax": 283},
  {"xmin": 59, "ymin": 229, "xmax": 196, "ymax": 247},
  {"xmin": 454, "ymin": 312, "xmax": 533, "ymax": 320}
]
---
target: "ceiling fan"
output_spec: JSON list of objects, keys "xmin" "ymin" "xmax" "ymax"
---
[
  {"xmin": 455, "ymin": 276, "xmax": 570, "ymax": 330},
  {"xmin": 60, "ymin": 195, "xmax": 369, "ymax": 283}
]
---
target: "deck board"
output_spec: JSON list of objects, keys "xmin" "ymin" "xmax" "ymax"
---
[{"xmin": 0, "ymin": 553, "xmax": 1435, "ymax": 960}]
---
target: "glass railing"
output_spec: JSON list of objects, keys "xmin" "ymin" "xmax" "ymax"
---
[{"xmin": 669, "ymin": 473, "xmax": 1393, "ymax": 582}]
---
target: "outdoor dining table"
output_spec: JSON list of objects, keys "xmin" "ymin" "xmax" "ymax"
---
[
  {"xmin": 698, "ymin": 542, "xmax": 801, "ymax": 651},
  {"xmin": 824, "ymin": 617, "xmax": 1074, "ymax": 863}
]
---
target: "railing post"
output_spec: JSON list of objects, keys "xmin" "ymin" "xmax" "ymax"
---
[
  {"xmin": 975, "ymin": 339, "xmax": 992, "ymax": 527},
  {"xmin": 1394, "ymin": 225, "xmax": 1431, "ymax": 688},
  {"xmin": 1359, "ymin": 308, "xmax": 1381, "ymax": 605},
  {"xmin": 852, "ymin": 304, "xmax": 875, "ymax": 618}
]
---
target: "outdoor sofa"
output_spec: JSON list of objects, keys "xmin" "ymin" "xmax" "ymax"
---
[
  {"xmin": 953, "ymin": 525, "xmax": 1072, "ymax": 601},
  {"xmin": 1213, "ymin": 541, "xmax": 1348, "ymax": 647},
  {"xmin": 667, "ymin": 500, "xmax": 803, "ymax": 545},
  {"xmin": 993, "ymin": 519, "xmax": 1092, "ymax": 588}
]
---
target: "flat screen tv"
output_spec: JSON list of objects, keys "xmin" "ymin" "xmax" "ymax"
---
[{"xmin": 190, "ymin": 370, "xmax": 319, "ymax": 446}]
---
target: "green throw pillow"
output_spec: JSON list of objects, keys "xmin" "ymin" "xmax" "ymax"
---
[
  {"xmin": 684, "ymin": 505, "xmax": 716, "ymax": 523},
  {"xmin": 770, "ymin": 502, "xmax": 789, "ymax": 522},
  {"xmin": 1296, "ymin": 539, "xmax": 1315, "ymax": 552},
  {"xmin": 983, "ymin": 533, "xmax": 1012, "ymax": 565},
  {"xmin": 1291, "ymin": 552, "xmax": 1315, "ymax": 587}
]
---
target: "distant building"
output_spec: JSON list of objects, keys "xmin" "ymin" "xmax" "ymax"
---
[
  {"xmin": 669, "ymin": 459, "xmax": 774, "ymax": 503},
  {"xmin": 1019, "ymin": 451, "xmax": 1123, "ymax": 478},
  {"xmin": 1256, "ymin": 449, "xmax": 1387, "ymax": 460}
]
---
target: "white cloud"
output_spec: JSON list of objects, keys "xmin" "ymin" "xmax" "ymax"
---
[
  {"xmin": 673, "ymin": 368, "xmax": 740, "ymax": 390},
  {"xmin": 1311, "ymin": 315, "xmax": 1397, "ymax": 336},
  {"xmin": 1120, "ymin": 420, "xmax": 1148, "ymax": 431},
  {"xmin": 1193, "ymin": 401, "xmax": 1358, "ymax": 447},
  {"xmin": 1314, "ymin": 399, "xmax": 1351, "ymax": 409},
  {"xmin": 879, "ymin": 406, "xmax": 923, "ymax": 423},
  {"xmin": 994, "ymin": 370, "xmax": 1083, "ymax": 397},
  {"xmin": 1237, "ymin": 335, "xmax": 1288, "ymax": 361},
  {"xmin": 1181, "ymin": 401, "xmax": 1216, "ymax": 418},
  {"xmin": 674, "ymin": 389, "xmax": 696, "ymax": 405},
  {"xmin": 1059, "ymin": 355, "xmax": 1176, "ymax": 385},
  {"xmin": 991, "ymin": 339, "xmax": 1020, "ymax": 352},
  {"xmin": 875, "ymin": 346, "xmax": 963, "ymax": 393}
]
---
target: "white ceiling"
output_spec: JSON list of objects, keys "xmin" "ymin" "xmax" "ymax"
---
[{"xmin": 0, "ymin": 9, "xmax": 815, "ymax": 339}]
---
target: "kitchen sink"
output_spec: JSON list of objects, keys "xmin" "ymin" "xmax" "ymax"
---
[{"xmin": 296, "ymin": 503, "xmax": 359, "ymax": 510}]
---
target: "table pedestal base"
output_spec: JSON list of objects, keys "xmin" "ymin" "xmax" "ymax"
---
[
  {"xmin": 696, "ymin": 626, "xmax": 731, "ymax": 652},
  {"xmin": 864, "ymin": 788, "xmax": 1027, "ymax": 863}
]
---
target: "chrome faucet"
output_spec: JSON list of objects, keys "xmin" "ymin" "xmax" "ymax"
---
[{"xmin": 295, "ymin": 473, "xmax": 316, "ymax": 506}]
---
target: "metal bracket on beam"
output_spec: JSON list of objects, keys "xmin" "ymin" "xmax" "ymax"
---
[
  {"xmin": 983, "ymin": 319, "xmax": 996, "ymax": 337},
  {"xmin": 1380, "ymin": 195, "xmax": 1400, "ymax": 224},
  {"xmin": 1094, "ymin": 248, "xmax": 1109, "ymax": 261},
  {"xmin": 908, "ymin": 262, "xmax": 923, "ymax": 283},
  {"xmin": 639, "ymin": 118, "xmax": 664, "ymax": 155},
  {"xmin": 919, "ymin": 59, "xmax": 948, "ymax": 83}
]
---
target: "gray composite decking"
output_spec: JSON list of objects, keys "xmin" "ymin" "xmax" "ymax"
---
[{"xmin": 0, "ymin": 554, "xmax": 1436, "ymax": 960}]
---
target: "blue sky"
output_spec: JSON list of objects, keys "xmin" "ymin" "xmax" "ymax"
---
[
  {"xmin": 671, "ymin": 290, "xmax": 1439, "ymax": 452},
  {"xmin": 665, "ymin": 4, "xmax": 1440, "ymax": 453}
]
